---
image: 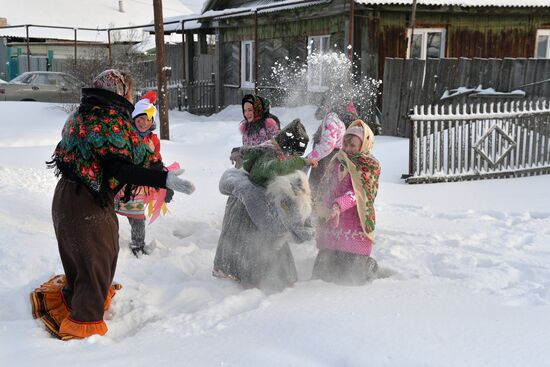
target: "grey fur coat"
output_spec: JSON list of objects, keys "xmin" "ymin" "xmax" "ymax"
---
[{"xmin": 213, "ymin": 169, "xmax": 314, "ymax": 291}]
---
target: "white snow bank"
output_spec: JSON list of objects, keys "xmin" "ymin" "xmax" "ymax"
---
[{"xmin": 0, "ymin": 101, "xmax": 549, "ymax": 367}]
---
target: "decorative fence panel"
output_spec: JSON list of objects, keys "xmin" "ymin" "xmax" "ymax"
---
[
  {"xmin": 405, "ymin": 101, "xmax": 550, "ymax": 184},
  {"xmin": 140, "ymin": 79, "xmax": 185, "ymax": 110},
  {"xmin": 188, "ymin": 79, "xmax": 216, "ymax": 115}
]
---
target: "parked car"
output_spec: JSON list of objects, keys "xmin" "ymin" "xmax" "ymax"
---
[
  {"xmin": 0, "ymin": 78, "xmax": 7, "ymax": 84},
  {"xmin": 0, "ymin": 71, "xmax": 84, "ymax": 103}
]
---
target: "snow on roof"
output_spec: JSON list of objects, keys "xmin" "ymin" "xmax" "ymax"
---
[
  {"xmin": 354, "ymin": 0, "xmax": 550, "ymax": 7},
  {"xmin": 143, "ymin": 15, "xmax": 203, "ymax": 34},
  {"xmin": 214, "ymin": 0, "xmax": 331, "ymax": 18},
  {"xmin": 0, "ymin": 0, "xmax": 195, "ymax": 42},
  {"xmin": 184, "ymin": 0, "xmax": 209, "ymax": 14},
  {"xmin": 152, "ymin": 0, "xmax": 330, "ymax": 32}
]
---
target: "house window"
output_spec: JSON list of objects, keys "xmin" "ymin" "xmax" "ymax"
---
[
  {"xmin": 535, "ymin": 30, "xmax": 550, "ymax": 58},
  {"xmin": 206, "ymin": 34, "xmax": 216, "ymax": 46},
  {"xmin": 241, "ymin": 40, "xmax": 254, "ymax": 88},
  {"xmin": 307, "ymin": 35, "xmax": 330, "ymax": 91},
  {"xmin": 407, "ymin": 28, "xmax": 446, "ymax": 59}
]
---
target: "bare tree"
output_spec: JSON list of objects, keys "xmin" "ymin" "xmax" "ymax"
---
[{"xmin": 64, "ymin": 25, "xmax": 151, "ymax": 90}]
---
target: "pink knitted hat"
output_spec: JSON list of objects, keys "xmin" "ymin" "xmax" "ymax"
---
[{"xmin": 344, "ymin": 125, "xmax": 364, "ymax": 143}]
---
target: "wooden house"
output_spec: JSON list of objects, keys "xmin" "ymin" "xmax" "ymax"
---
[{"xmin": 181, "ymin": 0, "xmax": 550, "ymax": 107}]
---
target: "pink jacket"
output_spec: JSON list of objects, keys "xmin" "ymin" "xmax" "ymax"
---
[
  {"xmin": 240, "ymin": 117, "xmax": 279, "ymax": 146},
  {"xmin": 316, "ymin": 163, "xmax": 373, "ymax": 256},
  {"xmin": 307, "ymin": 112, "xmax": 346, "ymax": 160}
]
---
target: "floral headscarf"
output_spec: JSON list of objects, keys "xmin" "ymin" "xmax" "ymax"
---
[
  {"xmin": 330, "ymin": 101, "xmax": 359, "ymax": 127},
  {"xmin": 93, "ymin": 69, "xmax": 130, "ymax": 97},
  {"xmin": 242, "ymin": 94, "xmax": 271, "ymax": 122}
]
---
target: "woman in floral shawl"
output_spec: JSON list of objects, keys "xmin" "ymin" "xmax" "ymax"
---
[
  {"xmin": 30, "ymin": 70, "xmax": 195, "ymax": 341},
  {"xmin": 312, "ymin": 120, "xmax": 381, "ymax": 285}
]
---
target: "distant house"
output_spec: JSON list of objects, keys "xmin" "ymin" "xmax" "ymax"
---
[
  {"xmin": 172, "ymin": 0, "xmax": 550, "ymax": 107},
  {"xmin": 0, "ymin": 0, "xmax": 193, "ymax": 80}
]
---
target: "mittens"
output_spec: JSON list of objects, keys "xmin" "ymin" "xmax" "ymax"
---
[{"xmin": 166, "ymin": 169, "xmax": 195, "ymax": 194}]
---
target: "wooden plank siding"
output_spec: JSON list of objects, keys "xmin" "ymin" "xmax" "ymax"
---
[
  {"xmin": 220, "ymin": 9, "xmax": 348, "ymax": 43},
  {"xmin": 358, "ymin": 5, "xmax": 550, "ymax": 136},
  {"xmin": 218, "ymin": 10, "xmax": 348, "ymax": 105},
  {"xmin": 211, "ymin": 0, "xmax": 350, "ymax": 107},
  {"xmin": 381, "ymin": 58, "xmax": 403, "ymax": 136},
  {"xmin": 362, "ymin": 6, "xmax": 550, "ymax": 81},
  {"xmin": 382, "ymin": 58, "xmax": 550, "ymax": 137},
  {"xmin": 179, "ymin": 0, "xmax": 550, "ymax": 116}
]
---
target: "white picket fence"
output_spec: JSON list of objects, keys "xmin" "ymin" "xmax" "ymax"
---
[{"xmin": 405, "ymin": 100, "xmax": 550, "ymax": 184}]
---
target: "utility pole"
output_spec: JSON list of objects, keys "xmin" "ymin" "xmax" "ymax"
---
[
  {"xmin": 107, "ymin": 30, "xmax": 112, "ymax": 67},
  {"xmin": 405, "ymin": 0, "xmax": 418, "ymax": 178},
  {"xmin": 153, "ymin": 0, "xmax": 170, "ymax": 140},
  {"xmin": 348, "ymin": 0, "xmax": 355, "ymax": 60},
  {"xmin": 407, "ymin": 0, "xmax": 418, "ymax": 59},
  {"xmin": 254, "ymin": 9, "xmax": 258, "ymax": 95},
  {"xmin": 25, "ymin": 25, "xmax": 31, "ymax": 71}
]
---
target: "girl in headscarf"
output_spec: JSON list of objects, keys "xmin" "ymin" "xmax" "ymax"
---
[
  {"xmin": 230, "ymin": 94, "xmax": 280, "ymax": 167},
  {"xmin": 312, "ymin": 120, "xmax": 381, "ymax": 285},
  {"xmin": 30, "ymin": 70, "xmax": 195, "ymax": 340}
]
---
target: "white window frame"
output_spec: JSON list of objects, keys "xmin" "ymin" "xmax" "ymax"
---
[
  {"xmin": 241, "ymin": 40, "xmax": 255, "ymax": 89},
  {"xmin": 206, "ymin": 34, "xmax": 216, "ymax": 46},
  {"xmin": 406, "ymin": 28, "xmax": 446, "ymax": 59},
  {"xmin": 535, "ymin": 29, "xmax": 550, "ymax": 58},
  {"xmin": 307, "ymin": 35, "xmax": 331, "ymax": 92}
]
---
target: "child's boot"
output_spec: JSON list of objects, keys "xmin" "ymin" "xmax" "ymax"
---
[{"xmin": 129, "ymin": 242, "xmax": 147, "ymax": 257}]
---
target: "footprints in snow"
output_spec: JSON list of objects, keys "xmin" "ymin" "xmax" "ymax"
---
[{"xmin": 377, "ymin": 203, "xmax": 550, "ymax": 305}]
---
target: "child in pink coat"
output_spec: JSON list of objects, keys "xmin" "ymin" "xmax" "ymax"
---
[
  {"xmin": 307, "ymin": 99, "xmax": 358, "ymax": 193},
  {"xmin": 307, "ymin": 109, "xmax": 346, "ymax": 193},
  {"xmin": 312, "ymin": 120, "xmax": 381, "ymax": 285}
]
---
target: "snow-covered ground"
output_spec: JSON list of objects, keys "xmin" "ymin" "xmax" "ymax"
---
[
  {"xmin": 0, "ymin": 0, "xmax": 195, "ymax": 42},
  {"xmin": 0, "ymin": 101, "xmax": 549, "ymax": 366}
]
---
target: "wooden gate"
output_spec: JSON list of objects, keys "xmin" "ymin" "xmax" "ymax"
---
[{"xmin": 140, "ymin": 77, "xmax": 216, "ymax": 115}]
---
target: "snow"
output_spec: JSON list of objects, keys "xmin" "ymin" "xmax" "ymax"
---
[
  {"xmin": 441, "ymin": 85, "xmax": 527, "ymax": 101},
  {"xmin": 1, "ymin": 101, "xmax": 550, "ymax": 366},
  {"xmin": 152, "ymin": 0, "xmax": 329, "ymax": 33},
  {"xmin": 354, "ymin": 0, "xmax": 550, "ymax": 7},
  {"xmin": 411, "ymin": 98, "xmax": 550, "ymax": 120},
  {"xmin": 0, "ymin": 0, "xmax": 196, "ymax": 42}
]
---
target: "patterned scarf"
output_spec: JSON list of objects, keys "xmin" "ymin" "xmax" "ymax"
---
[
  {"xmin": 316, "ymin": 120, "xmax": 380, "ymax": 240},
  {"xmin": 50, "ymin": 88, "xmax": 155, "ymax": 194},
  {"xmin": 333, "ymin": 101, "xmax": 359, "ymax": 128},
  {"xmin": 241, "ymin": 95, "xmax": 278, "ymax": 134},
  {"xmin": 92, "ymin": 69, "xmax": 129, "ymax": 98},
  {"xmin": 242, "ymin": 94, "xmax": 271, "ymax": 121}
]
